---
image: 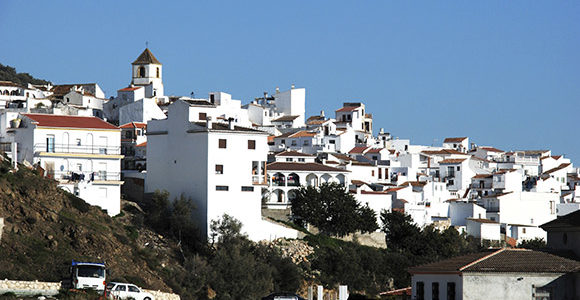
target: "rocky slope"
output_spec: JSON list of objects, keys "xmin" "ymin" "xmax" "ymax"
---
[{"xmin": 0, "ymin": 155, "xmax": 184, "ymax": 292}]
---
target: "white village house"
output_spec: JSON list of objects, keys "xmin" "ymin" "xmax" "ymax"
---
[{"xmin": 9, "ymin": 113, "xmax": 123, "ymax": 216}]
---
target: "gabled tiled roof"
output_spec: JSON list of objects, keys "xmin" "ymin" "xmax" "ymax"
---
[
  {"xmin": 267, "ymin": 162, "xmax": 348, "ymax": 173},
  {"xmin": 349, "ymin": 146, "xmax": 369, "ymax": 154},
  {"xmin": 366, "ymin": 148, "xmax": 385, "ymax": 154},
  {"xmin": 119, "ymin": 122, "xmax": 146, "ymax": 129},
  {"xmin": 541, "ymin": 210, "xmax": 580, "ymax": 229},
  {"xmin": 479, "ymin": 146, "xmax": 504, "ymax": 153},
  {"xmin": 23, "ymin": 113, "xmax": 118, "ymax": 130},
  {"xmin": 443, "ymin": 137, "xmax": 467, "ymax": 143},
  {"xmin": 421, "ymin": 149, "xmax": 465, "ymax": 155},
  {"xmin": 409, "ymin": 248, "xmax": 580, "ymax": 274},
  {"xmin": 472, "ymin": 174, "xmax": 493, "ymax": 179},
  {"xmin": 335, "ymin": 106, "xmax": 360, "ymax": 112},
  {"xmin": 132, "ymin": 48, "xmax": 161, "ymax": 65},
  {"xmin": 439, "ymin": 158, "xmax": 467, "ymax": 164},
  {"xmin": 467, "ymin": 218, "xmax": 499, "ymax": 224},
  {"xmin": 543, "ymin": 163, "xmax": 571, "ymax": 175},
  {"xmin": 272, "ymin": 115, "xmax": 299, "ymax": 122},
  {"xmin": 118, "ymin": 87, "xmax": 142, "ymax": 92}
]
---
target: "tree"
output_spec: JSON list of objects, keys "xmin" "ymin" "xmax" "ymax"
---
[
  {"xmin": 380, "ymin": 210, "xmax": 421, "ymax": 252},
  {"xmin": 291, "ymin": 183, "xmax": 379, "ymax": 237},
  {"xmin": 517, "ymin": 237, "xmax": 546, "ymax": 250}
]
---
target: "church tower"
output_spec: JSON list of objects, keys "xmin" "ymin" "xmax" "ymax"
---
[{"xmin": 131, "ymin": 48, "xmax": 164, "ymax": 98}]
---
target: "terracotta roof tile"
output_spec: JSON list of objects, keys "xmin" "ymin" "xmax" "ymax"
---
[
  {"xmin": 543, "ymin": 163, "xmax": 571, "ymax": 175},
  {"xmin": 118, "ymin": 87, "xmax": 142, "ymax": 92},
  {"xmin": 119, "ymin": 122, "xmax": 147, "ymax": 129},
  {"xmin": 479, "ymin": 146, "xmax": 504, "ymax": 153},
  {"xmin": 439, "ymin": 158, "xmax": 467, "ymax": 164},
  {"xmin": 335, "ymin": 106, "xmax": 360, "ymax": 112},
  {"xmin": 272, "ymin": 115, "xmax": 299, "ymax": 122},
  {"xmin": 349, "ymin": 146, "xmax": 369, "ymax": 154},
  {"xmin": 24, "ymin": 113, "xmax": 118, "ymax": 130},
  {"xmin": 467, "ymin": 218, "xmax": 499, "ymax": 224},
  {"xmin": 443, "ymin": 137, "xmax": 468, "ymax": 143},
  {"xmin": 132, "ymin": 48, "xmax": 161, "ymax": 65}
]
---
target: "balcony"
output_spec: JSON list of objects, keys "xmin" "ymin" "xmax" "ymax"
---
[
  {"xmin": 35, "ymin": 143, "xmax": 121, "ymax": 155},
  {"xmin": 47, "ymin": 171, "xmax": 121, "ymax": 182}
]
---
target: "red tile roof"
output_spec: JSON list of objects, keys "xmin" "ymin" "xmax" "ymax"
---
[
  {"xmin": 473, "ymin": 174, "xmax": 493, "ymax": 179},
  {"xmin": 543, "ymin": 163, "xmax": 571, "ymax": 175},
  {"xmin": 24, "ymin": 113, "xmax": 118, "ymax": 130},
  {"xmin": 136, "ymin": 142, "xmax": 147, "ymax": 147},
  {"xmin": 467, "ymin": 218, "xmax": 499, "ymax": 224},
  {"xmin": 421, "ymin": 149, "xmax": 465, "ymax": 155},
  {"xmin": 443, "ymin": 137, "xmax": 467, "ymax": 143},
  {"xmin": 335, "ymin": 106, "xmax": 360, "ymax": 112},
  {"xmin": 366, "ymin": 148, "xmax": 385, "ymax": 154},
  {"xmin": 348, "ymin": 146, "xmax": 369, "ymax": 154},
  {"xmin": 410, "ymin": 248, "xmax": 580, "ymax": 274},
  {"xmin": 118, "ymin": 87, "xmax": 142, "ymax": 92},
  {"xmin": 480, "ymin": 146, "xmax": 504, "ymax": 153},
  {"xmin": 272, "ymin": 115, "xmax": 299, "ymax": 122},
  {"xmin": 119, "ymin": 122, "xmax": 147, "ymax": 129},
  {"xmin": 439, "ymin": 158, "xmax": 467, "ymax": 164}
]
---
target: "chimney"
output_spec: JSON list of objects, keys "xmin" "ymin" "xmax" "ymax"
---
[
  {"xmin": 275, "ymin": 86, "xmax": 280, "ymax": 93},
  {"xmin": 291, "ymin": 84, "xmax": 295, "ymax": 89},
  {"xmin": 320, "ymin": 110, "xmax": 325, "ymax": 117},
  {"xmin": 379, "ymin": 128, "xmax": 384, "ymax": 134},
  {"xmin": 263, "ymin": 91, "xmax": 268, "ymax": 98},
  {"xmin": 228, "ymin": 117, "xmax": 235, "ymax": 130},
  {"xmin": 206, "ymin": 116, "xmax": 212, "ymax": 129}
]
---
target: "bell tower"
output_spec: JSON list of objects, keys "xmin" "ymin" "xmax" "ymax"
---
[{"xmin": 131, "ymin": 48, "xmax": 164, "ymax": 98}]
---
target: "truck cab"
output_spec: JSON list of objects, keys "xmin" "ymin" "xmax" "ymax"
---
[{"xmin": 71, "ymin": 260, "xmax": 106, "ymax": 291}]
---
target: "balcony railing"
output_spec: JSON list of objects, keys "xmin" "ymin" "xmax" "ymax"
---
[
  {"xmin": 35, "ymin": 143, "xmax": 121, "ymax": 155},
  {"xmin": 47, "ymin": 171, "xmax": 121, "ymax": 182}
]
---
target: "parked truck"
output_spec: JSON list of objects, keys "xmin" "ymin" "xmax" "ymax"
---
[{"xmin": 70, "ymin": 260, "xmax": 107, "ymax": 291}]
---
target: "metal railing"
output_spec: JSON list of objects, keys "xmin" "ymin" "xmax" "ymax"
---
[
  {"xmin": 47, "ymin": 171, "xmax": 121, "ymax": 182},
  {"xmin": 35, "ymin": 143, "xmax": 121, "ymax": 155}
]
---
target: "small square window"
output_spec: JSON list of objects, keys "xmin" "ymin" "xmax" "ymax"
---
[
  {"xmin": 286, "ymin": 158, "xmax": 293, "ymax": 162},
  {"xmin": 457, "ymin": 166, "xmax": 461, "ymax": 171},
  {"xmin": 219, "ymin": 139, "xmax": 227, "ymax": 148},
  {"xmin": 298, "ymin": 158, "xmax": 305, "ymax": 162},
  {"xmin": 199, "ymin": 112, "xmax": 207, "ymax": 120},
  {"xmin": 248, "ymin": 140, "xmax": 256, "ymax": 149},
  {"xmin": 216, "ymin": 185, "xmax": 229, "ymax": 191},
  {"xmin": 215, "ymin": 164, "xmax": 223, "ymax": 174}
]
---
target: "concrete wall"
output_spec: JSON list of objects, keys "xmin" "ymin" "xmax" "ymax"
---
[
  {"xmin": 462, "ymin": 272, "xmax": 576, "ymax": 300},
  {"xmin": 411, "ymin": 274, "xmax": 462, "ymax": 300}
]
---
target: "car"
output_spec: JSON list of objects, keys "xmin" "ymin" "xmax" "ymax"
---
[
  {"xmin": 261, "ymin": 292, "xmax": 306, "ymax": 300},
  {"xmin": 105, "ymin": 282, "xmax": 155, "ymax": 300}
]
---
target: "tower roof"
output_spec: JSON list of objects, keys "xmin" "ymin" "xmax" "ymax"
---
[{"xmin": 132, "ymin": 48, "xmax": 162, "ymax": 65}]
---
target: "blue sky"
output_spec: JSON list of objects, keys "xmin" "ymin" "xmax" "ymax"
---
[{"xmin": 1, "ymin": 1, "xmax": 579, "ymax": 162}]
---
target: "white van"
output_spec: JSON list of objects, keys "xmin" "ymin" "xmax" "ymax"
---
[{"xmin": 71, "ymin": 260, "xmax": 106, "ymax": 291}]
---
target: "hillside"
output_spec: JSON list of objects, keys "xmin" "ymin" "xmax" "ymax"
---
[
  {"xmin": 0, "ymin": 154, "xmax": 185, "ymax": 292},
  {"xmin": 0, "ymin": 63, "xmax": 51, "ymax": 86}
]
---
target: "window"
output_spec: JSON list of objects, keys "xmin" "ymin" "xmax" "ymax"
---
[
  {"xmin": 372, "ymin": 170, "xmax": 375, "ymax": 176},
  {"xmin": 281, "ymin": 139, "xmax": 285, "ymax": 145},
  {"xmin": 378, "ymin": 168, "xmax": 382, "ymax": 179},
  {"xmin": 447, "ymin": 282, "xmax": 456, "ymax": 300},
  {"xmin": 215, "ymin": 164, "xmax": 223, "ymax": 174},
  {"xmin": 563, "ymin": 233, "xmax": 568, "ymax": 244},
  {"xmin": 298, "ymin": 158, "xmax": 305, "ymax": 162},
  {"xmin": 199, "ymin": 112, "xmax": 207, "ymax": 120},
  {"xmin": 139, "ymin": 66, "xmax": 145, "ymax": 77},
  {"xmin": 416, "ymin": 282, "xmax": 424, "ymax": 300},
  {"xmin": 432, "ymin": 282, "xmax": 439, "ymax": 300},
  {"xmin": 76, "ymin": 163, "xmax": 82, "ymax": 172},
  {"xmin": 128, "ymin": 285, "xmax": 139, "ymax": 292},
  {"xmin": 457, "ymin": 166, "xmax": 461, "ymax": 171},
  {"xmin": 329, "ymin": 140, "xmax": 335, "ymax": 144},
  {"xmin": 303, "ymin": 140, "xmax": 309, "ymax": 146},
  {"xmin": 115, "ymin": 285, "xmax": 126, "ymax": 291},
  {"xmin": 373, "ymin": 156, "xmax": 378, "ymax": 160},
  {"xmin": 241, "ymin": 186, "xmax": 254, "ymax": 192},
  {"xmin": 216, "ymin": 185, "xmax": 229, "ymax": 191},
  {"xmin": 448, "ymin": 166, "xmax": 455, "ymax": 177},
  {"xmin": 46, "ymin": 135, "xmax": 55, "ymax": 152},
  {"xmin": 76, "ymin": 138, "xmax": 81, "ymax": 146},
  {"xmin": 523, "ymin": 228, "xmax": 526, "ymax": 234},
  {"xmin": 286, "ymin": 158, "xmax": 293, "ymax": 162},
  {"xmin": 248, "ymin": 140, "xmax": 256, "ymax": 149},
  {"xmin": 219, "ymin": 139, "xmax": 227, "ymax": 148},
  {"xmin": 291, "ymin": 140, "xmax": 297, "ymax": 146},
  {"xmin": 156, "ymin": 67, "xmax": 160, "ymax": 78}
]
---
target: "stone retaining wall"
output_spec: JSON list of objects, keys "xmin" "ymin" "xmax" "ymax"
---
[
  {"xmin": 0, "ymin": 279, "xmax": 180, "ymax": 299},
  {"xmin": 0, "ymin": 279, "xmax": 61, "ymax": 296},
  {"xmin": 143, "ymin": 289, "xmax": 181, "ymax": 300}
]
